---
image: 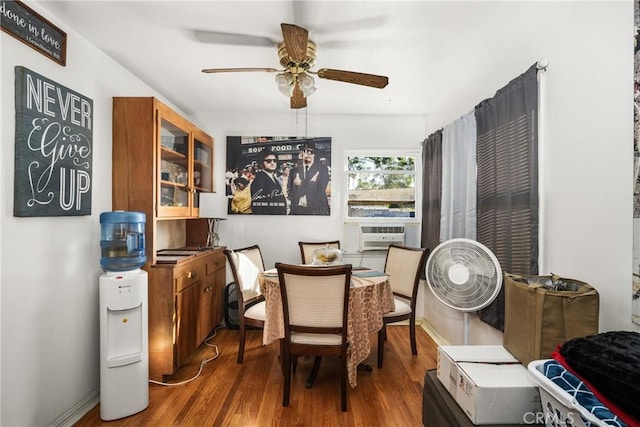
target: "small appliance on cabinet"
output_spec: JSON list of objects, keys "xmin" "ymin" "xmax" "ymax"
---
[{"xmin": 99, "ymin": 211, "xmax": 149, "ymax": 421}]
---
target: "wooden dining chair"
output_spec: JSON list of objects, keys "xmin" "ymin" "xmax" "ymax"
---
[
  {"xmin": 276, "ymin": 262, "xmax": 352, "ymax": 412},
  {"xmin": 298, "ymin": 240, "xmax": 341, "ymax": 264},
  {"xmin": 224, "ymin": 245, "xmax": 267, "ymax": 364},
  {"xmin": 377, "ymin": 244, "xmax": 429, "ymax": 368}
]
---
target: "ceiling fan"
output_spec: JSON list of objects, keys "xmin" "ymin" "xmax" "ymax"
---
[{"xmin": 201, "ymin": 23, "xmax": 389, "ymax": 109}]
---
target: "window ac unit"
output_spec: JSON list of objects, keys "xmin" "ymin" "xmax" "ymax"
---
[{"xmin": 358, "ymin": 224, "xmax": 406, "ymax": 252}]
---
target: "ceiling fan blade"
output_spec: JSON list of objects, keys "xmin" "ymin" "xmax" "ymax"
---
[
  {"xmin": 316, "ymin": 68, "xmax": 389, "ymax": 89},
  {"xmin": 290, "ymin": 84, "xmax": 307, "ymax": 109},
  {"xmin": 289, "ymin": 0, "xmax": 387, "ymax": 35},
  {"xmin": 281, "ymin": 23, "xmax": 309, "ymax": 63},
  {"xmin": 193, "ymin": 30, "xmax": 277, "ymax": 47},
  {"xmin": 202, "ymin": 67, "xmax": 280, "ymax": 74}
]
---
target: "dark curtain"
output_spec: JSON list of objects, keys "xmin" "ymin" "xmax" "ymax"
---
[
  {"xmin": 474, "ymin": 63, "xmax": 539, "ymax": 330},
  {"xmin": 421, "ymin": 130, "xmax": 443, "ymax": 253}
]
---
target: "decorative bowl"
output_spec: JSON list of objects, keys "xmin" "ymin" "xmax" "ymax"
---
[{"xmin": 312, "ymin": 245, "xmax": 343, "ymax": 265}]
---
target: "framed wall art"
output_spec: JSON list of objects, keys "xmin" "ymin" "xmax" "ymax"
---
[
  {"xmin": 13, "ymin": 66, "xmax": 93, "ymax": 217},
  {"xmin": 225, "ymin": 136, "xmax": 332, "ymax": 216},
  {"xmin": 633, "ymin": 0, "xmax": 640, "ymax": 325},
  {"xmin": 0, "ymin": 0, "xmax": 67, "ymax": 66}
]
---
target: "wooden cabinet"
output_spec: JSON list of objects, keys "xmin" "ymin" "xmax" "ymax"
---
[
  {"xmin": 112, "ymin": 97, "xmax": 214, "ymax": 264},
  {"xmin": 148, "ymin": 249, "xmax": 225, "ymax": 380},
  {"xmin": 157, "ymin": 102, "xmax": 214, "ymax": 218},
  {"xmin": 198, "ymin": 252, "xmax": 226, "ymax": 344},
  {"xmin": 112, "ymin": 97, "xmax": 224, "ymax": 380},
  {"xmin": 176, "ymin": 277, "xmax": 200, "ymax": 367}
]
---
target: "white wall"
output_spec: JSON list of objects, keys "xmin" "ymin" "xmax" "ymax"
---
[
  {"xmin": 1, "ymin": 2, "xmax": 638, "ymax": 426},
  {"xmin": 422, "ymin": 0, "xmax": 640, "ymax": 345},
  {"xmin": 0, "ymin": 8, "xmax": 183, "ymax": 426},
  {"xmin": 189, "ymin": 112, "xmax": 426, "ymax": 270},
  {"xmin": 538, "ymin": 2, "xmax": 634, "ymax": 335}
]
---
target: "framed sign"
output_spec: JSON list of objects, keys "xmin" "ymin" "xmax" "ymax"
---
[
  {"xmin": 13, "ymin": 66, "xmax": 93, "ymax": 217},
  {"xmin": 1, "ymin": 0, "xmax": 67, "ymax": 66},
  {"xmin": 634, "ymin": 0, "xmax": 640, "ymax": 325},
  {"xmin": 225, "ymin": 136, "xmax": 332, "ymax": 216}
]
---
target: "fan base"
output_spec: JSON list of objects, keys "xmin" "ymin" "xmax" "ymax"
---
[{"xmin": 278, "ymin": 40, "xmax": 317, "ymax": 69}]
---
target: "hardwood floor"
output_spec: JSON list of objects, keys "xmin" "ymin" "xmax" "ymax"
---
[{"xmin": 75, "ymin": 325, "xmax": 437, "ymax": 426}]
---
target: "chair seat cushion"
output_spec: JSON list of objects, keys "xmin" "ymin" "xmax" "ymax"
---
[
  {"xmin": 291, "ymin": 332, "xmax": 343, "ymax": 346},
  {"xmin": 244, "ymin": 300, "xmax": 266, "ymax": 321},
  {"xmin": 383, "ymin": 297, "xmax": 412, "ymax": 317}
]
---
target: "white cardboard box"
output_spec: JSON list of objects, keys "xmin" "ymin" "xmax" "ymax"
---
[
  {"xmin": 437, "ymin": 345, "xmax": 518, "ymax": 393},
  {"xmin": 437, "ymin": 345, "xmax": 542, "ymax": 425}
]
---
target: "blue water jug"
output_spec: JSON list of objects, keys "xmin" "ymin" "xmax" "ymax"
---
[{"xmin": 100, "ymin": 211, "xmax": 146, "ymax": 271}]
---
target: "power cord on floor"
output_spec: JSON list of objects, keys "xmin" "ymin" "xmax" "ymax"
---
[{"xmin": 148, "ymin": 324, "xmax": 226, "ymax": 387}]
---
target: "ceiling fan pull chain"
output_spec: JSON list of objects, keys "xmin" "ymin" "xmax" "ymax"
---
[{"xmin": 295, "ymin": 109, "xmax": 300, "ymax": 137}]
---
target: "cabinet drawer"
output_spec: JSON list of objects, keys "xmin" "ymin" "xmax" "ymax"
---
[
  {"xmin": 205, "ymin": 254, "xmax": 225, "ymax": 276},
  {"xmin": 176, "ymin": 265, "xmax": 205, "ymax": 292}
]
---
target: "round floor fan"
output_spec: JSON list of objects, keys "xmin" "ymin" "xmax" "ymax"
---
[{"xmin": 425, "ymin": 238, "xmax": 502, "ymax": 344}]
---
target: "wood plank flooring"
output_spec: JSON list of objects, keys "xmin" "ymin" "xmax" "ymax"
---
[{"xmin": 74, "ymin": 325, "xmax": 437, "ymax": 426}]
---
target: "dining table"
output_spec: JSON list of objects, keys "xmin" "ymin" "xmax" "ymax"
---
[{"xmin": 258, "ymin": 266, "xmax": 395, "ymax": 388}]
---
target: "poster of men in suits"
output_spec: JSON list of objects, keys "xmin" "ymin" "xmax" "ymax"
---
[{"xmin": 225, "ymin": 136, "xmax": 331, "ymax": 216}]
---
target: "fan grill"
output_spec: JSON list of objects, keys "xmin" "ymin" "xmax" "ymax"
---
[{"xmin": 426, "ymin": 239, "xmax": 502, "ymax": 312}]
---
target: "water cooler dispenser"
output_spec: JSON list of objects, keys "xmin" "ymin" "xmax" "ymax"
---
[{"xmin": 99, "ymin": 211, "xmax": 149, "ymax": 421}]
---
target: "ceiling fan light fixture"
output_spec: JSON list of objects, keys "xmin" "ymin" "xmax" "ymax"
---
[
  {"xmin": 298, "ymin": 73, "xmax": 316, "ymax": 97},
  {"xmin": 301, "ymin": 85, "xmax": 316, "ymax": 98},
  {"xmin": 275, "ymin": 72, "xmax": 294, "ymax": 97},
  {"xmin": 280, "ymin": 85, "xmax": 294, "ymax": 97}
]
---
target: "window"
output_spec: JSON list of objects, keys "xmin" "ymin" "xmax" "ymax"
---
[{"xmin": 345, "ymin": 151, "xmax": 419, "ymax": 220}]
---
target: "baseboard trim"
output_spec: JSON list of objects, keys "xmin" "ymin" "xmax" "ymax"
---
[
  {"xmin": 50, "ymin": 389, "xmax": 99, "ymax": 427},
  {"xmin": 386, "ymin": 318, "xmax": 450, "ymax": 347},
  {"xmin": 419, "ymin": 320, "xmax": 450, "ymax": 347}
]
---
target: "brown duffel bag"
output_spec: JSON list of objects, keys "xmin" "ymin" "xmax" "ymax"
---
[{"xmin": 503, "ymin": 273, "xmax": 599, "ymax": 366}]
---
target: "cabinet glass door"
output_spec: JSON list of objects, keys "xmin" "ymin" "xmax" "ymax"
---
[
  {"xmin": 193, "ymin": 134, "xmax": 213, "ymax": 211},
  {"xmin": 159, "ymin": 119, "xmax": 190, "ymax": 216}
]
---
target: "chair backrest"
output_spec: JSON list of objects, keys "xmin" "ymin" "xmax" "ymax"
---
[
  {"xmin": 298, "ymin": 240, "xmax": 341, "ymax": 264},
  {"xmin": 224, "ymin": 245, "xmax": 265, "ymax": 304},
  {"xmin": 383, "ymin": 244, "xmax": 429, "ymax": 302},
  {"xmin": 276, "ymin": 263, "xmax": 351, "ymax": 336}
]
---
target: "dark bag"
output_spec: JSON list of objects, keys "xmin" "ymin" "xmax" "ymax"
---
[
  {"xmin": 559, "ymin": 331, "xmax": 640, "ymax": 421},
  {"xmin": 503, "ymin": 273, "xmax": 599, "ymax": 365}
]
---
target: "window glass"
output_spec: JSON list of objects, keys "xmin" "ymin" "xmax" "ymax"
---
[{"xmin": 346, "ymin": 154, "xmax": 418, "ymax": 219}]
